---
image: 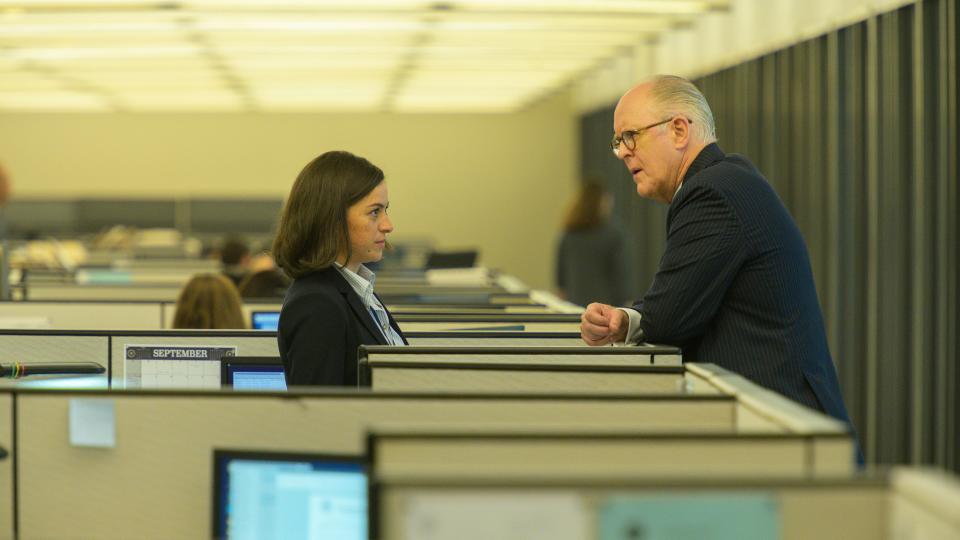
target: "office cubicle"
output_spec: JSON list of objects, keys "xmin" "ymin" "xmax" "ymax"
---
[
  {"xmin": 1, "ymin": 301, "xmax": 561, "ymax": 331},
  {"xmin": 364, "ymin": 362, "xmax": 856, "ymax": 479},
  {"xmin": 359, "ymin": 345, "xmax": 683, "ymax": 392},
  {"xmin": 366, "ymin": 429, "xmax": 850, "ymax": 483},
  {"xmin": 9, "ymin": 389, "xmax": 742, "ymax": 539},
  {"xmin": 19, "ymin": 281, "xmax": 516, "ymax": 302},
  {"xmin": 19, "ymin": 283, "xmax": 184, "ymax": 301},
  {"xmin": 0, "ymin": 329, "xmax": 278, "ymax": 389},
  {"xmin": 393, "ymin": 313, "xmax": 582, "ymax": 333},
  {"xmin": 0, "ymin": 300, "xmax": 165, "ymax": 330},
  {"xmin": 370, "ymin": 470, "xmax": 960, "ymax": 540}
]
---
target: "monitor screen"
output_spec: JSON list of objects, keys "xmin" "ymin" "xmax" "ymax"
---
[
  {"xmin": 251, "ymin": 311, "xmax": 280, "ymax": 331},
  {"xmin": 221, "ymin": 357, "xmax": 286, "ymax": 391},
  {"xmin": 213, "ymin": 450, "xmax": 367, "ymax": 540}
]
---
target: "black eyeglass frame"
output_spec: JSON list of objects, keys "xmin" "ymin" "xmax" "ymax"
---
[{"xmin": 611, "ymin": 117, "xmax": 693, "ymax": 157}]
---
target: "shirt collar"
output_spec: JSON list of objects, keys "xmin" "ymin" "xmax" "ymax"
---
[
  {"xmin": 671, "ymin": 142, "xmax": 724, "ymax": 201},
  {"xmin": 334, "ymin": 263, "xmax": 377, "ymax": 307}
]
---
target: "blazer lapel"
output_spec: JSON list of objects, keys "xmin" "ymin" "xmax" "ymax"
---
[
  {"xmin": 375, "ymin": 292, "xmax": 409, "ymax": 345},
  {"xmin": 332, "ymin": 271, "xmax": 388, "ymax": 345}
]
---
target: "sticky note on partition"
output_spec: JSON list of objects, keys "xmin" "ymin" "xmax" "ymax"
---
[
  {"xmin": 69, "ymin": 398, "xmax": 116, "ymax": 448},
  {"xmin": 599, "ymin": 493, "xmax": 780, "ymax": 540}
]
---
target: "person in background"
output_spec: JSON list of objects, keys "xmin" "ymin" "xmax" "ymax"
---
[
  {"xmin": 220, "ymin": 236, "xmax": 251, "ymax": 287},
  {"xmin": 556, "ymin": 181, "xmax": 626, "ymax": 307},
  {"xmin": 171, "ymin": 273, "xmax": 246, "ymax": 329},
  {"xmin": 272, "ymin": 150, "xmax": 407, "ymax": 387},
  {"xmin": 238, "ymin": 268, "xmax": 291, "ymax": 299}
]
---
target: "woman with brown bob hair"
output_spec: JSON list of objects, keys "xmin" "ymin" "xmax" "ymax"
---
[
  {"xmin": 555, "ymin": 181, "xmax": 626, "ymax": 307},
  {"xmin": 171, "ymin": 273, "xmax": 246, "ymax": 329},
  {"xmin": 273, "ymin": 150, "xmax": 407, "ymax": 387}
]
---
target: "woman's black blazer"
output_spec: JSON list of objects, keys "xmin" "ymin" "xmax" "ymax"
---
[{"xmin": 277, "ymin": 266, "xmax": 407, "ymax": 386}]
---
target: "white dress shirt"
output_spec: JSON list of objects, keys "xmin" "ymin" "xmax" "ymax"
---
[{"xmin": 334, "ymin": 263, "xmax": 406, "ymax": 346}]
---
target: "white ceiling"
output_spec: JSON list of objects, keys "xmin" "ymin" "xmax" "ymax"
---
[{"xmin": 0, "ymin": 0, "xmax": 729, "ymax": 112}]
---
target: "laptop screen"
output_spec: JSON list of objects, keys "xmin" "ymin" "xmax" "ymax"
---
[
  {"xmin": 221, "ymin": 357, "xmax": 287, "ymax": 391},
  {"xmin": 213, "ymin": 450, "xmax": 367, "ymax": 540},
  {"xmin": 251, "ymin": 311, "xmax": 280, "ymax": 331}
]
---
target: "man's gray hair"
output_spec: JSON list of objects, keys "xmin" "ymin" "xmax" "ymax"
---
[{"xmin": 647, "ymin": 75, "xmax": 717, "ymax": 142}]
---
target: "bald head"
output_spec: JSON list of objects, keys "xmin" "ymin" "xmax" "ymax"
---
[
  {"xmin": 617, "ymin": 75, "xmax": 716, "ymax": 144},
  {"xmin": 612, "ymin": 75, "xmax": 716, "ymax": 204}
]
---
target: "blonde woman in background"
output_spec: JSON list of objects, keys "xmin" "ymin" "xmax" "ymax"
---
[{"xmin": 172, "ymin": 273, "xmax": 246, "ymax": 329}]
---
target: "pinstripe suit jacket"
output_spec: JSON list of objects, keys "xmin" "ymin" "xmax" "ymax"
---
[{"xmin": 634, "ymin": 143, "xmax": 851, "ymax": 425}]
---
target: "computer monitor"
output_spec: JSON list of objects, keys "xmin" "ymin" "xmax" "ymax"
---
[
  {"xmin": 251, "ymin": 311, "xmax": 280, "ymax": 331},
  {"xmin": 213, "ymin": 450, "xmax": 367, "ymax": 540},
  {"xmin": 220, "ymin": 357, "xmax": 287, "ymax": 391},
  {"xmin": 424, "ymin": 250, "xmax": 478, "ymax": 269}
]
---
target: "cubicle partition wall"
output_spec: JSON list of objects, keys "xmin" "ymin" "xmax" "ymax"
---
[
  {"xmin": 393, "ymin": 313, "xmax": 582, "ymax": 333},
  {"xmin": 0, "ymin": 330, "xmax": 278, "ymax": 389},
  {"xmin": 372, "ymin": 472, "xmax": 960, "ymax": 540},
  {"xmin": 18, "ymin": 283, "xmax": 184, "ymax": 301},
  {"xmin": 9, "ymin": 389, "xmax": 742, "ymax": 540},
  {"xmin": 359, "ymin": 345, "xmax": 683, "ymax": 392},
  {"xmin": 0, "ymin": 300, "xmax": 165, "ymax": 330},
  {"xmin": 2, "ymin": 301, "xmax": 563, "ymax": 331},
  {"xmin": 19, "ymin": 282, "xmax": 518, "ymax": 303},
  {"xmin": 367, "ymin": 429, "xmax": 850, "ymax": 484},
  {"xmin": 404, "ymin": 331, "xmax": 585, "ymax": 347}
]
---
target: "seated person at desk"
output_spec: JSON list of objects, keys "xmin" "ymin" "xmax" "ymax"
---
[
  {"xmin": 238, "ymin": 267, "xmax": 291, "ymax": 299},
  {"xmin": 273, "ymin": 150, "xmax": 407, "ymax": 387},
  {"xmin": 172, "ymin": 273, "xmax": 246, "ymax": 329}
]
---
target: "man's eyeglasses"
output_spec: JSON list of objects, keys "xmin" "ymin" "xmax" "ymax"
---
[{"xmin": 610, "ymin": 117, "xmax": 692, "ymax": 157}]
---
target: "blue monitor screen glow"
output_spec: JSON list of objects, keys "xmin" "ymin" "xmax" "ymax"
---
[
  {"xmin": 221, "ymin": 357, "xmax": 286, "ymax": 391},
  {"xmin": 213, "ymin": 450, "xmax": 367, "ymax": 540},
  {"xmin": 228, "ymin": 366, "xmax": 287, "ymax": 391},
  {"xmin": 251, "ymin": 311, "xmax": 280, "ymax": 331}
]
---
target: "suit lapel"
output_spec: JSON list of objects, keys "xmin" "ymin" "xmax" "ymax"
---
[
  {"xmin": 331, "ymin": 270, "xmax": 387, "ymax": 345},
  {"xmin": 375, "ymin": 292, "xmax": 409, "ymax": 345}
]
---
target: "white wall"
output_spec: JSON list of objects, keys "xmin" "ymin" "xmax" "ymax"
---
[{"xmin": 0, "ymin": 91, "xmax": 578, "ymax": 290}]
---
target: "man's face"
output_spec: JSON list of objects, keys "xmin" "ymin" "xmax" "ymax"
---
[{"xmin": 613, "ymin": 88, "xmax": 682, "ymax": 204}]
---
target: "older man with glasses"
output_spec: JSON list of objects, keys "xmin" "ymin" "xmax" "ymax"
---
[{"xmin": 580, "ymin": 75, "xmax": 860, "ymax": 460}]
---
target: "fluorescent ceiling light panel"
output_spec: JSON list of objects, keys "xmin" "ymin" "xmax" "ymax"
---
[{"xmin": 0, "ymin": 0, "xmax": 719, "ymax": 112}]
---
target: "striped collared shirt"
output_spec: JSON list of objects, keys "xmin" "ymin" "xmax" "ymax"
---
[{"xmin": 334, "ymin": 263, "xmax": 405, "ymax": 346}]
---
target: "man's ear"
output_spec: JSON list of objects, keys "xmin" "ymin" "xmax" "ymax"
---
[{"xmin": 671, "ymin": 117, "xmax": 691, "ymax": 149}]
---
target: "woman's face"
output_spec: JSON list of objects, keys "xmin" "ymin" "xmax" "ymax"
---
[{"xmin": 344, "ymin": 181, "xmax": 393, "ymax": 271}]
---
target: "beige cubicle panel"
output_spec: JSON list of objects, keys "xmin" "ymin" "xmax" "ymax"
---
[
  {"xmin": 368, "ymin": 430, "xmax": 850, "ymax": 482},
  {"xmin": 0, "ymin": 301, "xmax": 164, "ymax": 330},
  {"xmin": 374, "ymin": 477, "xmax": 892, "ymax": 540},
  {"xmin": 13, "ymin": 390, "xmax": 737, "ymax": 540},
  {"xmin": 23, "ymin": 284, "xmax": 182, "ymax": 301},
  {"xmin": 360, "ymin": 346, "xmax": 684, "ymax": 393},
  {"xmin": 165, "ymin": 304, "xmax": 556, "ymax": 330},
  {"xmin": 0, "ymin": 394, "xmax": 12, "ymax": 540},
  {"xmin": 890, "ymin": 468, "xmax": 960, "ymax": 539}
]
